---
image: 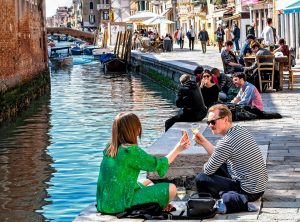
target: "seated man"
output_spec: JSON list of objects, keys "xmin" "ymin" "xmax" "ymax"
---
[
  {"xmin": 211, "ymin": 68, "xmax": 240, "ymax": 101},
  {"xmin": 194, "ymin": 104, "xmax": 268, "ymax": 214},
  {"xmin": 165, "ymin": 74, "xmax": 207, "ymax": 131},
  {"xmin": 243, "ymin": 41, "xmax": 278, "ymax": 90},
  {"xmin": 238, "ymin": 34, "xmax": 255, "ymax": 66},
  {"xmin": 221, "ymin": 41, "xmax": 244, "ymax": 74},
  {"xmin": 231, "ymin": 73, "xmax": 263, "ymax": 111}
]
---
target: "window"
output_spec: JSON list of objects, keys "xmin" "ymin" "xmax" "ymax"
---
[
  {"xmin": 138, "ymin": 1, "xmax": 149, "ymax": 11},
  {"xmin": 89, "ymin": 14, "xmax": 95, "ymax": 23},
  {"xmin": 90, "ymin": 2, "xmax": 94, "ymax": 9},
  {"xmin": 103, "ymin": 10, "xmax": 109, "ymax": 20}
]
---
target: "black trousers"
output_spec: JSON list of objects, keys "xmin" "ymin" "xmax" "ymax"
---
[
  {"xmin": 201, "ymin": 41, "xmax": 207, "ymax": 53},
  {"xmin": 195, "ymin": 163, "xmax": 264, "ymax": 213},
  {"xmin": 189, "ymin": 37, "xmax": 195, "ymax": 50}
]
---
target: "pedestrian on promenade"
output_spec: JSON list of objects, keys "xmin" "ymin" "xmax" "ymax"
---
[
  {"xmin": 96, "ymin": 112, "xmax": 190, "ymax": 214},
  {"xmin": 174, "ymin": 28, "xmax": 179, "ymax": 45},
  {"xmin": 260, "ymin": 18, "xmax": 275, "ymax": 46},
  {"xmin": 198, "ymin": 26, "xmax": 209, "ymax": 53},
  {"xmin": 224, "ymin": 25, "xmax": 232, "ymax": 42},
  {"xmin": 215, "ymin": 25, "xmax": 225, "ymax": 53},
  {"xmin": 231, "ymin": 73, "xmax": 264, "ymax": 111},
  {"xmin": 232, "ymin": 24, "xmax": 240, "ymax": 51},
  {"xmin": 193, "ymin": 104, "xmax": 268, "ymax": 214},
  {"xmin": 165, "ymin": 74, "xmax": 207, "ymax": 131},
  {"xmin": 187, "ymin": 25, "xmax": 196, "ymax": 50},
  {"xmin": 247, "ymin": 22, "xmax": 256, "ymax": 37},
  {"xmin": 177, "ymin": 27, "xmax": 184, "ymax": 49}
]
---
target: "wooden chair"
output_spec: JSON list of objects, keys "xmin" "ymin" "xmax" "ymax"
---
[
  {"xmin": 288, "ymin": 68, "xmax": 300, "ymax": 90},
  {"xmin": 287, "ymin": 49, "xmax": 300, "ymax": 89},
  {"xmin": 256, "ymin": 55, "xmax": 275, "ymax": 92}
]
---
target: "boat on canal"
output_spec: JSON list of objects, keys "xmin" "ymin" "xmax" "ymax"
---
[{"xmin": 49, "ymin": 46, "xmax": 73, "ymax": 67}]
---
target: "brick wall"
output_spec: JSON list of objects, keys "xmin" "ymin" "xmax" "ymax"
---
[{"xmin": 0, "ymin": 0, "xmax": 48, "ymax": 93}]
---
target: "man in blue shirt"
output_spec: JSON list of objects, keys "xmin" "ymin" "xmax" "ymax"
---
[{"xmin": 238, "ymin": 34, "xmax": 255, "ymax": 66}]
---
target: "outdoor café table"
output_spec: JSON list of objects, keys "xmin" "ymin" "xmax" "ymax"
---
[{"xmin": 244, "ymin": 56, "xmax": 288, "ymax": 91}]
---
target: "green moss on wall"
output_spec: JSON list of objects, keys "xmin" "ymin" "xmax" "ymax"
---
[
  {"xmin": 140, "ymin": 66, "xmax": 179, "ymax": 91},
  {"xmin": 0, "ymin": 69, "xmax": 50, "ymax": 124}
]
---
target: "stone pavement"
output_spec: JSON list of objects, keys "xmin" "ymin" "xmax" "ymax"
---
[
  {"xmin": 147, "ymin": 43, "xmax": 300, "ymax": 221},
  {"xmin": 152, "ymin": 45, "xmax": 300, "ymax": 221},
  {"xmin": 75, "ymin": 43, "xmax": 300, "ymax": 221}
]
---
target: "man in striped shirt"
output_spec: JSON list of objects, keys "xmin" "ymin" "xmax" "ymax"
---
[{"xmin": 193, "ymin": 104, "xmax": 268, "ymax": 213}]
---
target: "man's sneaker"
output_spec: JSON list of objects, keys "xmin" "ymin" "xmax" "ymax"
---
[
  {"xmin": 248, "ymin": 202, "xmax": 259, "ymax": 212},
  {"xmin": 214, "ymin": 199, "xmax": 227, "ymax": 214}
]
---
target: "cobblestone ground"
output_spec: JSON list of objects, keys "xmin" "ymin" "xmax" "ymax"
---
[{"xmin": 142, "ymin": 43, "xmax": 300, "ymax": 221}]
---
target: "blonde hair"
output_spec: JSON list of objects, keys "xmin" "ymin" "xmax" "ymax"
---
[
  {"xmin": 106, "ymin": 112, "xmax": 142, "ymax": 157},
  {"xmin": 208, "ymin": 104, "xmax": 232, "ymax": 123}
]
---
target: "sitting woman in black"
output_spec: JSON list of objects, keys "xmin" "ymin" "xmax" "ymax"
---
[{"xmin": 200, "ymin": 70, "xmax": 220, "ymax": 108}]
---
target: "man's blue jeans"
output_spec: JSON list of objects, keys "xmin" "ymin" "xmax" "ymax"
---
[
  {"xmin": 234, "ymin": 38, "xmax": 240, "ymax": 51},
  {"xmin": 195, "ymin": 164, "xmax": 264, "ymax": 213}
]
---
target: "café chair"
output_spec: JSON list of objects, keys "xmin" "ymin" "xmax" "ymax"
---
[
  {"xmin": 288, "ymin": 68, "xmax": 300, "ymax": 90},
  {"xmin": 256, "ymin": 55, "xmax": 275, "ymax": 92}
]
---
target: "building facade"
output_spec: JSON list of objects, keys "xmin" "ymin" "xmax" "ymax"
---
[{"xmin": 0, "ymin": 0, "xmax": 49, "ymax": 123}]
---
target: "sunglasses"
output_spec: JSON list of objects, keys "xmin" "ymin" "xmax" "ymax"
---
[
  {"xmin": 203, "ymin": 75, "xmax": 210, "ymax": 78},
  {"xmin": 206, "ymin": 117, "xmax": 223, "ymax": 126}
]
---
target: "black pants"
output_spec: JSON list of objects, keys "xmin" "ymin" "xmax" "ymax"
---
[
  {"xmin": 195, "ymin": 163, "xmax": 264, "ymax": 213},
  {"xmin": 165, "ymin": 109, "xmax": 206, "ymax": 132},
  {"xmin": 179, "ymin": 39, "xmax": 184, "ymax": 49},
  {"xmin": 189, "ymin": 37, "xmax": 195, "ymax": 50},
  {"xmin": 201, "ymin": 41, "xmax": 207, "ymax": 53}
]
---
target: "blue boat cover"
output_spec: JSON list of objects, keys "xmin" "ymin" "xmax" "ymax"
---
[{"xmin": 99, "ymin": 53, "xmax": 117, "ymax": 63}]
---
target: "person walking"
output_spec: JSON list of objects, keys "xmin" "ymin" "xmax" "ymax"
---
[
  {"xmin": 198, "ymin": 26, "xmax": 209, "ymax": 53},
  {"xmin": 260, "ymin": 18, "xmax": 275, "ymax": 46},
  {"xmin": 247, "ymin": 22, "xmax": 256, "ymax": 37},
  {"xmin": 187, "ymin": 25, "xmax": 196, "ymax": 51},
  {"xmin": 232, "ymin": 24, "xmax": 240, "ymax": 51},
  {"xmin": 193, "ymin": 104, "xmax": 268, "ymax": 214},
  {"xmin": 215, "ymin": 25, "xmax": 225, "ymax": 53},
  {"xmin": 177, "ymin": 27, "xmax": 185, "ymax": 49},
  {"xmin": 224, "ymin": 25, "xmax": 232, "ymax": 42}
]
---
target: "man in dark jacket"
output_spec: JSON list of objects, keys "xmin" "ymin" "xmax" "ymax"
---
[
  {"xmin": 198, "ymin": 27, "xmax": 209, "ymax": 53},
  {"xmin": 232, "ymin": 24, "xmax": 240, "ymax": 51},
  {"xmin": 165, "ymin": 74, "xmax": 207, "ymax": 131}
]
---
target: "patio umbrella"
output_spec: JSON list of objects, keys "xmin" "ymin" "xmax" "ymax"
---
[
  {"xmin": 144, "ymin": 16, "xmax": 174, "ymax": 25},
  {"xmin": 124, "ymin": 11, "xmax": 160, "ymax": 22}
]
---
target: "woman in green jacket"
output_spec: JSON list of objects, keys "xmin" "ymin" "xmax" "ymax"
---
[{"xmin": 96, "ymin": 112, "xmax": 190, "ymax": 214}]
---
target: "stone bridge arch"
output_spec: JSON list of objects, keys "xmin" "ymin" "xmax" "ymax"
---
[{"xmin": 46, "ymin": 27, "xmax": 95, "ymax": 42}]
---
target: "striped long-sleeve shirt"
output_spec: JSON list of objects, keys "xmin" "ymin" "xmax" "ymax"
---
[{"xmin": 204, "ymin": 125, "xmax": 268, "ymax": 194}]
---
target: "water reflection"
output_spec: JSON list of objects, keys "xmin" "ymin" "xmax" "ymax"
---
[
  {"xmin": 0, "ymin": 94, "xmax": 54, "ymax": 222},
  {"xmin": 0, "ymin": 62, "xmax": 177, "ymax": 222}
]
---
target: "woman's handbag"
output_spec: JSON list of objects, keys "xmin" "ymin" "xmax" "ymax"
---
[{"xmin": 186, "ymin": 192, "xmax": 217, "ymax": 219}]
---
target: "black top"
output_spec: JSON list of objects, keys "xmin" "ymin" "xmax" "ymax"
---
[
  {"xmin": 176, "ymin": 80, "xmax": 207, "ymax": 118},
  {"xmin": 201, "ymin": 84, "xmax": 220, "ymax": 108}
]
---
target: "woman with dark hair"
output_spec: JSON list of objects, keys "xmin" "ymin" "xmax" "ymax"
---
[
  {"xmin": 96, "ymin": 112, "xmax": 190, "ymax": 214},
  {"xmin": 200, "ymin": 70, "xmax": 220, "ymax": 108}
]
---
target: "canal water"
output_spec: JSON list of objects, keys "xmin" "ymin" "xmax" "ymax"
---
[{"xmin": 0, "ymin": 60, "xmax": 177, "ymax": 221}]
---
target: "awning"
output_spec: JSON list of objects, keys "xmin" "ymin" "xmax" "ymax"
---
[
  {"xmin": 124, "ymin": 11, "xmax": 160, "ymax": 22},
  {"xmin": 284, "ymin": 0, "xmax": 300, "ymax": 14}
]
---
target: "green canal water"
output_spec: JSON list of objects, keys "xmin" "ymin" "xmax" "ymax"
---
[{"xmin": 0, "ymin": 61, "xmax": 177, "ymax": 221}]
